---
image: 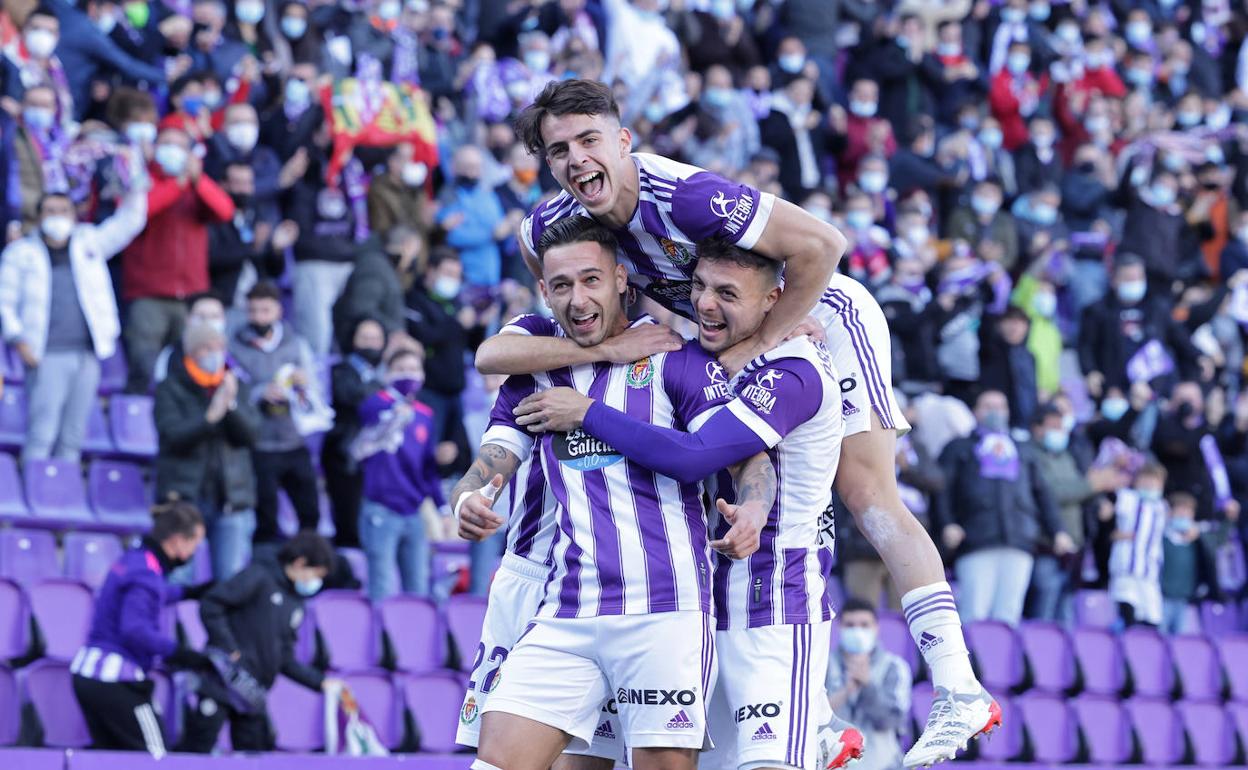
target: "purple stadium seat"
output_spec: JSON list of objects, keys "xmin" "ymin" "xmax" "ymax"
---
[
  {"xmin": 972, "ymin": 695, "xmax": 1020, "ymax": 761},
  {"xmin": 81, "ymin": 399, "xmax": 115, "ymax": 457},
  {"xmin": 0, "ymin": 528, "xmax": 58, "ymax": 585},
  {"xmin": 0, "ymin": 386, "xmax": 26, "ymax": 449},
  {"xmin": 0, "ymin": 453, "xmax": 27, "ymax": 520},
  {"xmin": 97, "ymin": 352, "xmax": 128, "ymax": 395},
  {"xmin": 0, "ymin": 579, "xmax": 26, "ymax": 659},
  {"xmin": 1177, "ymin": 700, "xmax": 1235, "ymax": 767},
  {"xmin": 1200, "ymin": 601, "xmax": 1241, "ymax": 636},
  {"xmin": 176, "ymin": 601, "xmax": 207, "ymax": 650},
  {"xmin": 1016, "ymin": 692, "xmax": 1076, "ymax": 763},
  {"xmin": 1019, "ymin": 622, "xmax": 1075, "ymax": 693},
  {"xmin": 88, "ymin": 460, "xmax": 152, "ymax": 531},
  {"xmin": 1071, "ymin": 627, "xmax": 1126, "ymax": 695},
  {"xmin": 965, "ymin": 620, "xmax": 1024, "ymax": 691},
  {"xmin": 1071, "ymin": 695, "xmax": 1132, "ymax": 764},
  {"xmin": 910, "ymin": 681, "xmax": 933, "ymax": 738},
  {"xmin": 63, "ymin": 532, "xmax": 123, "ymax": 590},
  {"xmin": 0, "ymin": 664, "xmax": 16, "ymax": 745},
  {"xmin": 25, "ymin": 459, "xmax": 93, "ymax": 524},
  {"xmin": 341, "ymin": 673, "xmax": 398, "ymax": 749},
  {"xmin": 29, "ymin": 579, "xmax": 93, "ymax": 660},
  {"xmin": 379, "ymin": 595, "xmax": 441, "ymax": 673},
  {"xmin": 277, "ymin": 489, "xmax": 298, "ymax": 538},
  {"xmin": 1121, "ymin": 626, "xmax": 1175, "ymax": 698},
  {"xmin": 109, "ymin": 394, "xmax": 158, "ymax": 458},
  {"xmin": 1228, "ymin": 702, "xmax": 1248, "ymax": 759},
  {"xmin": 1124, "ymin": 698, "xmax": 1183, "ymax": 765},
  {"xmin": 338, "ymin": 547, "xmax": 368, "ymax": 591},
  {"xmin": 826, "ymin": 575, "xmax": 844, "ymax": 613},
  {"xmin": 21, "ymin": 659, "xmax": 90, "ymax": 747},
  {"xmin": 313, "ymin": 591, "xmax": 377, "ymax": 671},
  {"xmin": 402, "ymin": 671, "xmax": 467, "ymax": 752},
  {"xmin": 269, "ymin": 675, "xmax": 324, "ymax": 750},
  {"xmin": 1213, "ymin": 634, "xmax": 1248, "ymax": 701},
  {"xmin": 877, "ymin": 611, "xmax": 919, "ymax": 676},
  {"xmin": 445, "ymin": 595, "xmax": 488, "ymax": 672},
  {"xmin": 0, "ymin": 751, "xmax": 58, "ymax": 770},
  {"xmin": 1169, "ymin": 635, "xmax": 1221, "ymax": 701},
  {"xmin": 1074, "ymin": 589, "xmax": 1118, "ymax": 630}
]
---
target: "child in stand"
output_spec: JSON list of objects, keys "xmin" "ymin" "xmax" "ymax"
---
[
  {"xmin": 1160, "ymin": 492, "xmax": 1201, "ymax": 635},
  {"xmin": 1109, "ymin": 462, "xmax": 1168, "ymax": 627}
]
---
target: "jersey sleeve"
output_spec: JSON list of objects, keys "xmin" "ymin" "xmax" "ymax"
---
[
  {"xmin": 726, "ymin": 358, "xmax": 824, "ymax": 448},
  {"xmin": 662, "ymin": 342, "xmax": 734, "ymax": 431},
  {"xmin": 668, "ymin": 170, "xmax": 777, "ymax": 250},
  {"xmin": 499, "ymin": 312, "xmax": 560, "ymax": 337},
  {"xmin": 481, "ymin": 375, "xmax": 537, "ymax": 460}
]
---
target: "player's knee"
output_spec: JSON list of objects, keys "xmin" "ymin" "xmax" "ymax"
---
[{"xmin": 630, "ymin": 747, "xmax": 698, "ymax": 770}]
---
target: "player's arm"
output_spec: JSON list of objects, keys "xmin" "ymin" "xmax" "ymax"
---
[
  {"xmin": 450, "ymin": 443, "xmax": 522, "ymax": 540},
  {"xmin": 711, "ymin": 451, "xmax": 777, "ymax": 560},
  {"xmin": 474, "ymin": 307, "xmax": 681, "ymax": 375}
]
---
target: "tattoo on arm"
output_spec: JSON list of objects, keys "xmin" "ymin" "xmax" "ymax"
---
[
  {"xmin": 450, "ymin": 443, "xmax": 521, "ymax": 504},
  {"xmin": 730, "ymin": 452, "xmax": 777, "ymax": 509}
]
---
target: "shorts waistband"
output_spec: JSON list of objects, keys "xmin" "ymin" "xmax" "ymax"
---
[{"xmin": 499, "ymin": 551, "xmax": 550, "ymax": 582}]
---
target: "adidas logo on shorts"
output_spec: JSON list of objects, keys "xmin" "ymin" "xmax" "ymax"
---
[
  {"xmin": 666, "ymin": 710, "xmax": 695, "ymax": 729},
  {"xmin": 918, "ymin": 631, "xmax": 944, "ymax": 653},
  {"xmin": 752, "ymin": 722, "xmax": 777, "ymax": 742},
  {"xmin": 594, "ymin": 720, "xmax": 616, "ymax": 740}
]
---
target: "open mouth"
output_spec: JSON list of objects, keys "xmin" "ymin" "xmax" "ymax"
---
[
  {"xmin": 574, "ymin": 170, "xmax": 605, "ymax": 202},
  {"xmin": 571, "ymin": 311, "xmax": 600, "ymax": 333},
  {"xmin": 699, "ymin": 318, "xmax": 727, "ymax": 337}
]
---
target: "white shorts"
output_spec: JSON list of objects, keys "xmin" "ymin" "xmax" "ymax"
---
[
  {"xmin": 482, "ymin": 610, "xmax": 717, "ymax": 754},
  {"xmin": 700, "ymin": 622, "xmax": 832, "ymax": 770},
  {"xmin": 819, "ymin": 275, "xmax": 910, "ymax": 438}
]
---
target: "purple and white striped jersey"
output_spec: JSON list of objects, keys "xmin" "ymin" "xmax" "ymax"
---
[
  {"xmin": 520, "ymin": 153, "xmax": 777, "ymax": 319},
  {"xmin": 1110, "ymin": 489, "xmax": 1167, "ymax": 581},
  {"xmin": 711, "ymin": 336, "xmax": 844, "ymax": 629}
]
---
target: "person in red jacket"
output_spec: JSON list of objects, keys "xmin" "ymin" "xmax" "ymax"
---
[
  {"xmin": 989, "ymin": 40, "xmax": 1048, "ymax": 152},
  {"xmin": 122, "ymin": 126, "xmax": 235, "ymax": 393}
]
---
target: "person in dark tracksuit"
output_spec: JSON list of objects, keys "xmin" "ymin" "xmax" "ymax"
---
[
  {"xmin": 178, "ymin": 532, "xmax": 343, "ymax": 752},
  {"xmin": 71, "ymin": 502, "xmax": 211, "ymax": 756}
]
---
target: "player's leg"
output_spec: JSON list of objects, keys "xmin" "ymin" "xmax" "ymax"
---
[
  {"xmin": 553, "ymin": 754, "xmax": 615, "ymax": 770},
  {"xmin": 632, "ymin": 747, "xmax": 700, "ymax": 770},
  {"xmin": 476, "ymin": 712, "xmax": 571, "ymax": 770}
]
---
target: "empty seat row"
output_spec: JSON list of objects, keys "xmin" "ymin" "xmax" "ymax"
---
[
  {"xmin": 0, "ymin": 530, "xmax": 127, "ymax": 589},
  {"xmin": 0, "ymin": 577, "xmax": 93, "ymax": 662},
  {"xmin": 0, "ymin": 457, "xmax": 152, "ymax": 532},
  {"xmin": 0, "ymin": 389, "xmax": 156, "ymax": 459}
]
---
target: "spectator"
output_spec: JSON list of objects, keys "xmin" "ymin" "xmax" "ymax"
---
[
  {"xmin": 53, "ymin": 0, "xmax": 167, "ymax": 122},
  {"xmin": 927, "ymin": 251, "xmax": 991, "ymax": 404},
  {"xmin": 123, "ymin": 125, "xmax": 235, "ymax": 393},
  {"xmin": 978, "ymin": 306, "xmax": 1038, "ymax": 431},
  {"xmin": 759, "ymin": 75, "xmax": 826, "ymax": 201},
  {"xmin": 208, "ymin": 162, "xmax": 293, "ymax": 308},
  {"xmin": 1013, "ymin": 116, "xmax": 1061, "ymax": 195},
  {"xmin": 826, "ymin": 598, "xmax": 912, "ymax": 770},
  {"xmin": 878, "ymin": 257, "xmax": 939, "ymax": 386},
  {"xmin": 366, "ymin": 142, "xmax": 432, "ymax": 240},
  {"xmin": 228, "ymin": 281, "xmax": 322, "ymax": 545},
  {"xmin": 863, "ymin": 14, "xmax": 941, "ymax": 134},
  {"xmin": 356, "ymin": 347, "xmax": 449, "ymax": 600},
  {"xmin": 206, "ymin": 103, "xmax": 285, "ymax": 215},
  {"xmin": 0, "ymin": 178, "xmax": 146, "ymax": 463},
  {"xmin": 436, "ymin": 145, "xmax": 507, "ymax": 289},
  {"xmin": 684, "ymin": 64, "xmax": 760, "ymax": 175},
  {"xmin": 13, "ymin": 85, "xmax": 67, "ymax": 231},
  {"xmin": 152, "ymin": 293, "xmax": 229, "ymax": 385},
  {"xmin": 1010, "ymin": 273, "xmax": 1061, "ymax": 398},
  {"xmin": 494, "ymin": 141, "xmax": 544, "ymax": 282},
  {"xmin": 1152, "ymin": 381, "xmax": 1243, "ymax": 523},
  {"xmin": 1109, "ymin": 462, "xmax": 1169, "ymax": 627},
  {"xmin": 833, "ymin": 78, "xmax": 896, "ymax": 182},
  {"xmin": 934, "ymin": 389, "xmax": 1074, "ymax": 625},
  {"xmin": 888, "ymin": 116, "xmax": 961, "ymax": 199},
  {"xmin": 1120, "ymin": 169, "xmax": 1205, "ymax": 290},
  {"xmin": 71, "ymin": 502, "xmax": 210, "ymax": 756},
  {"xmin": 331, "ymin": 225, "xmax": 419, "ymax": 354},
  {"xmin": 181, "ymin": 532, "xmax": 343, "ymax": 752},
  {"xmin": 1220, "ymin": 210, "xmax": 1248, "ymax": 280},
  {"xmin": 155, "ymin": 322, "xmax": 259, "ymax": 579},
  {"xmin": 4, "ymin": 7, "xmax": 72, "ymax": 116},
  {"xmin": 946, "ymin": 178, "xmax": 1019, "ymax": 272},
  {"xmin": 1159, "ymin": 491, "xmax": 1203, "ymax": 635},
  {"xmin": 988, "ymin": 39, "xmax": 1046, "ymax": 152},
  {"xmin": 931, "ymin": 18, "xmax": 983, "ymax": 126}
]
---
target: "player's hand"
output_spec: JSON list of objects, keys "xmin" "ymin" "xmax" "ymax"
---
[
  {"xmin": 1085, "ymin": 371, "xmax": 1104, "ymax": 399},
  {"xmin": 710, "ymin": 498, "xmax": 765, "ymax": 560},
  {"xmin": 456, "ymin": 475, "xmax": 505, "ymax": 540},
  {"xmin": 596, "ymin": 323, "xmax": 682, "ymax": 364},
  {"xmin": 783, "ymin": 315, "xmax": 827, "ymax": 344},
  {"xmin": 514, "ymin": 387, "xmax": 593, "ymax": 433},
  {"xmin": 1053, "ymin": 531, "xmax": 1076, "ymax": 556},
  {"xmin": 718, "ymin": 334, "xmax": 764, "ymax": 378}
]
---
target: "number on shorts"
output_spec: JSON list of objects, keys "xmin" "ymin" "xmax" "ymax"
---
[{"xmin": 467, "ymin": 643, "xmax": 510, "ymax": 694}]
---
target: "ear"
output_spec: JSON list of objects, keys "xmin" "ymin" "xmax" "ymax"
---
[
  {"xmin": 613, "ymin": 263, "xmax": 628, "ymax": 294},
  {"xmin": 763, "ymin": 284, "xmax": 781, "ymax": 312},
  {"xmin": 538, "ymin": 278, "xmax": 550, "ymax": 305},
  {"xmin": 618, "ymin": 126, "xmax": 632, "ymax": 156}
]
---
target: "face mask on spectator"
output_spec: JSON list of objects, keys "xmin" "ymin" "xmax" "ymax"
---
[
  {"xmin": 402, "ymin": 161, "xmax": 428, "ymax": 187},
  {"xmin": 1101, "ymin": 396, "xmax": 1129, "ymax": 421},
  {"xmin": 236, "ymin": 0, "xmax": 265, "ymax": 23},
  {"xmin": 1149, "ymin": 184, "xmax": 1176, "ymax": 207},
  {"xmin": 1029, "ymin": 2, "xmax": 1049, "ymax": 21},
  {"xmin": 249, "ymin": 321, "xmax": 273, "ymax": 337},
  {"xmin": 230, "ymin": 192, "xmax": 253, "ymax": 210},
  {"xmin": 1031, "ymin": 202, "xmax": 1057, "ymax": 225},
  {"xmin": 894, "ymin": 35, "xmax": 910, "ymax": 49},
  {"xmin": 1137, "ymin": 487, "xmax": 1162, "ymax": 502},
  {"xmin": 155, "ymin": 143, "xmax": 189, "ymax": 176},
  {"xmin": 904, "ymin": 225, "xmax": 928, "ymax": 245},
  {"xmin": 1126, "ymin": 21, "xmax": 1151, "ymax": 46},
  {"xmin": 1085, "ymin": 115, "xmax": 1109, "ymax": 134},
  {"xmin": 455, "ymin": 174, "xmax": 479, "ymax": 189},
  {"xmin": 1032, "ymin": 132, "xmax": 1055, "ymax": 150},
  {"xmin": 22, "ymin": 106, "xmax": 54, "ymax": 131},
  {"xmin": 40, "ymin": 214, "xmax": 73, "ymax": 242},
  {"xmin": 1032, "ymin": 291, "xmax": 1056, "ymax": 317},
  {"xmin": 1237, "ymin": 226, "xmax": 1248, "ymax": 243},
  {"xmin": 980, "ymin": 411, "xmax": 1008, "ymax": 432},
  {"xmin": 24, "ymin": 29, "xmax": 57, "ymax": 58},
  {"xmin": 1061, "ymin": 412, "xmax": 1075, "ymax": 433},
  {"xmin": 1176, "ymin": 110, "xmax": 1202, "ymax": 128},
  {"xmin": 1042, "ymin": 429, "xmax": 1068, "ymax": 452},
  {"xmin": 182, "ymin": 94, "xmax": 206, "ymax": 116},
  {"xmin": 515, "ymin": 167, "xmax": 538, "ymax": 186},
  {"xmin": 97, "ymin": 11, "xmax": 117, "ymax": 35},
  {"xmin": 225, "ymin": 122, "xmax": 259, "ymax": 152},
  {"xmin": 195, "ymin": 350, "xmax": 225, "ymax": 373},
  {"xmin": 1207, "ymin": 105, "xmax": 1232, "ymax": 130},
  {"xmin": 971, "ymin": 195, "xmax": 999, "ymax": 217},
  {"xmin": 285, "ymin": 78, "xmax": 311, "ymax": 108},
  {"xmin": 281, "ymin": 15, "xmax": 307, "ymax": 38},
  {"xmin": 433, "ymin": 275, "xmax": 461, "ymax": 299},
  {"xmin": 1057, "ymin": 24, "xmax": 1080, "ymax": 45},
  {"xmin": 1006, "ymin": 52, "xmax": 1030, "ymax": 75},
  {"xmin": 858, "ymin": 171, "xmax": 887, "ymax": 194},
  {"xmin": 979, "ymin": 127, "xmax": 1003, "ymax": 149},
  {"xmin": 125, "ymin": 121, "xmax": 157, "ymax": 146},
  {"xmin": 778, "ymin": 53, "xmax": 805, "ymax": 74},
  {"xmin": 937, "ymin": 42, "xmax": 961, "ymax": 57},
  {"xmin": 390, "ymin": 375, "xmax": 425, "ymax": 397},
  {"xmin": 1086, "ymin": 50, "xmax": 1113, "ymax": 69},
  {"xmin": 355, "ymin": 347, "xmax": 383, "ymax": 366},
  {"xmin": 1167, "ymin": 517, "xmax": 1193, "ymax": 534},
  {"xmin": 203, "ymin": 89, "xmax": 223, "ymax": 110},
  {"xmin": 193, "ymin": 316, "xmax": 227, "ymax": 334},
  {"xmin": 294, "ymin": 576, "xmax": 323, "ymax": 596},
  {"xmin": 506, "ymin": 79, "xmax": 531, "ymax": 101},
  {"xmin": 377, "ymin": 0, "xmax": 401, "ymax": 21},
  {"xmin": 849, "ymin": 99, "xmax": 877, "ymax": 118},
  {"xmin": 959, "ymin": 115, "xmax": 980, "ymax": 131},
  {"xmin": 1001, "ymin": 7, "xmax": 1026, "ymax": 24},
  {"xmin": 846, "ymin": 210, "xmax": 873, "ymax": 231},
  {"xmin": 1116, "ymin": 279, "xmax": 1146, "ymax": 304},
  {"xmin": 839, "ymin": 626, "xmax": 876, "ymax": 654},
  {"xmin": 710, "ymin": 0, "xmax": 734, "ymax": 19},
  {"xmin": 524, "ymin": 50, "xmax": 551, "ymax": 73}
]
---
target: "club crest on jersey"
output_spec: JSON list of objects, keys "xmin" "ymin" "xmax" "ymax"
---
[
  {"xmin": 627, "ymin": 357, "xmax": 655, "ymax": 389},
  {"xmin": 460, "ymin": 695, "xmax": 478, "ymax": 725},
  {"xmin": 659, "ymin": 237, "xmax": 694, "ymax": 265},
  {"xmin": 554, "ymin": 428, "xmax": 623, "ymax": 471}
]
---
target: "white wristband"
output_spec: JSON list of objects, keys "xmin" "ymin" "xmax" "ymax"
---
[{"xmin": 454, "ymin": 480, "xmax": 503, "ymax": 519}]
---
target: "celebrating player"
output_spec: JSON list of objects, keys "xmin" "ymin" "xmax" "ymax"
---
[{"xmin": 477, "ymin": 79, "xmax": 998, "ymax": 767}]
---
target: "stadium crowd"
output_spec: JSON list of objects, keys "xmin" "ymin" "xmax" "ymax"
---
[{"xmin": 1, "ymin": 0, "xmax": 1248, "ymax": 761}]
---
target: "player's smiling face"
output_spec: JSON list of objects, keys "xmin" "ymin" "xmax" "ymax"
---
[
  {"xmin": 691, "ymin": 257, "xmax": 780, "ymax": 354},
  {"xmin": 541, "ymin": 112, "xmax": 633, "ymax": 219},
  {"xmin": 540, "ymin": 240, "xmax": 629, "ymax": 347}
]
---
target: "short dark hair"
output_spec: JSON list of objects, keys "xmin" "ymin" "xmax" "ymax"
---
[
  {"xmin": 428, "ymin": 245, "xmax": 461, "ymax": 270},
  {"xmin": 150, "ymin": 501, "xmax": 205, "ymax": 541},
  {"xmin": 695, "ymin": 239, "xmax": 781, "ymax": 284},
  {"xmin": 1168, "ymin": 491, "xmax": 1197, "ymax": 511},
  {"xmin": 278, "ymin": 531, "xmax": 336, "ymax": 570},
  {"xmin": 535, "ymin": 215, "xmax": 619, "ymax": 264},
  {"xmin": 106, "ymin": 87, "xmax": 157, "ymax": 128},
  {"xmin": 515, "ymin": 79, "xmax": 621, "ymax": 156},
  {"xmin": 36, "ymin": 191, "xmax": 72, "ymax": 213},
  {"xmin": 386, "ymin": 347, "xmax": 423, "ymax": 369},
  {"xmin": 246, "ymin": 281, "xmax": 282, "ymax": 302},
  {"xmin": 27, "ymin": 5, "xmax": 57, "ymax": 23},
  {"xmin": 1002, "ymin": 306, "xmax": 1030, "ymax": 325},
  {"xmin": 186, "ymin": 291, "xmax": 224, "ymax": 310},
  {"xmin": 1115, "ymin": 253, "xmax": 1145, "ymax": 272},
  {"xmin": 840, "ymin": 598, "xmax": 877, "ymax": 617},
  {"xmin": 1031, "ymin": 402, "xmax": 1063, "ymax": 427},
  {"xmin": 1137, "ymin": 461, "xmax": 1168, "ymax": 482}
]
